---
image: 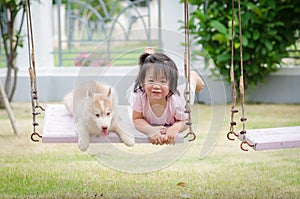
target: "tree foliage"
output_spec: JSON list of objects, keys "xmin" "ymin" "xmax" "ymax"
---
[{"xmin": 189, "ymin": 0, "xmax": 300, "ymax": 90}]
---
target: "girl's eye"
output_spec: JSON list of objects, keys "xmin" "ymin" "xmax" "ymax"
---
[
  {"xmin": 161, "ymin": 80, "xmax": 167, "ymax": 84},
  {"xmin": 146, "ymin": 80, "xmax": 154, "ymax": 85}
]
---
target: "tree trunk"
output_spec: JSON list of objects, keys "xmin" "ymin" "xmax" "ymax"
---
[
  {"xmin": 9, "ymin": 66, "xmax": 18, "ymax": 101},
  {"xmin": 0, "ymin": 81, "xmax": 19, "ymax": 135},
  {"xmin": 0, "ymin": 66, "xmax": 18, "ymax": 108}
]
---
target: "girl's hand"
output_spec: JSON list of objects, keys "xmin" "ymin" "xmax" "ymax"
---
[
  {"xmin": 148, "ymin": 126, "xmax": 165, "ymax": 145},
  {"xmin": 163, "ymin": 121, "xmax": 186, "ymax": 145},
  {"xmin": 164, "ymin": 127, "xmax": 179, "ymax": 145}
]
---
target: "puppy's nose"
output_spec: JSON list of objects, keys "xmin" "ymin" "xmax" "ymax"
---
[{"xmin": 101, "ymin": 125, "xmax": 108, "ymax": 130}]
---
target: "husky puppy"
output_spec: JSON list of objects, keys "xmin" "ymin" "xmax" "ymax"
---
[{"xmin": 64, "ymin": 81, "xmax": 135, "ymax": 151}]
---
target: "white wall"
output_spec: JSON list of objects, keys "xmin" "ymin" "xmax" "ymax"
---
[{"xmin": 1, "ymin": 67, "xmax": 300, "ymax": 104}]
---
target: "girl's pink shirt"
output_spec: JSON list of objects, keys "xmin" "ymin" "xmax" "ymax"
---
[{"xmin": 131, "ymin": 91, "xmax": 186, "ymax": 126}]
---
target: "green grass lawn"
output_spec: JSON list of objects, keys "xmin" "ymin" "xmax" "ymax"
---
[{"xmin": 0, "ymin": 103, "xmax": 300, "ymax": 198}]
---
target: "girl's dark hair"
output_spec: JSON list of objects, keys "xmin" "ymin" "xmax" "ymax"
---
[{"xmin": 134, "ymin": 53, "xmax": 179, "ymax": 97}]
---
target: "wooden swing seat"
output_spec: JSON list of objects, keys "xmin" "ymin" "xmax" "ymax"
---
[
  {"xmin": 42, "ymin": 104, "xmax": 184, "ymax": 144},
  {"xmin": 238, "ymin": 126, "xmax": 300, "ymax": 151}
]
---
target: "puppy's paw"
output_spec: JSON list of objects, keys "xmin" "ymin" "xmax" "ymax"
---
[
  {"xmin": 123, "ymin": 136, "xmax": 135, "ymax": 147},
  {"xmin": 78, "ymin": 139, "xmax": 89, "ymax": 151}
]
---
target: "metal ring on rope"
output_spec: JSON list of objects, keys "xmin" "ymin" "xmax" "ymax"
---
[
  {"xmin": 184, "ymin": 131, "xmax": 196, "ymax": 142},
  {"xmin": 31, "ymin": 132, "xmax": 42, "ymax": 142},
  {"xmin": 227, "ymin": 131, "xmax": 238, "ymax": 141},
  {"xmin": 240, "ymin": 140, "xmax": 254, "ymax": 151}
]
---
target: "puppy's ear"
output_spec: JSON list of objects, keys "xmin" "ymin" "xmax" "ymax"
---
[
  {"xmin": 107, "ymin": 87, "xmax": 111, "ymax": 97},
  {"xmin": 87, "ymin": 86, "xmax": 99, "ymax": 97}
]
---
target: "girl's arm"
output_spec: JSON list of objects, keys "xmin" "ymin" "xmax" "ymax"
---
[{"xmin": 132, "ymin": 111, "xmax": 165, "ymax": 145}]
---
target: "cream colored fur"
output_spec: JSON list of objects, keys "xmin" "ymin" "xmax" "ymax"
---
[{"xmin": 64, "ymin": 81, "xmax": 135, "ymax": 151}]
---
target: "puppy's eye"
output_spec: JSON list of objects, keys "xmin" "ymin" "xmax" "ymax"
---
[
  {"xmin": 95, "ymin": 113, "xmax": 100, "ymax": 117},
  {"xmin": 106, "ymin": 112, "xmax": 110, "ymax": 116}
]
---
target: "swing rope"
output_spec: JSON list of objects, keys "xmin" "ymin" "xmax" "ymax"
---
[
  {"xmin": 26, "ymin": 0, "xmax": 44, "ymax": 142},
  {"xmin": 227, "ymin": 0, "xmax": 239, "ymax": 140},
  {"xmin": 226, "ymin": 0, "xmax": 253, "ymax": 151},
  {"xmin": 183, "ymin": 0, "xmax": 196, "ymax": 142}
]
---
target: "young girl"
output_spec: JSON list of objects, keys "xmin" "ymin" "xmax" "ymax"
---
[{"xmin": 130, "ymin": 51, "xmax": 204, "ymax": 145}]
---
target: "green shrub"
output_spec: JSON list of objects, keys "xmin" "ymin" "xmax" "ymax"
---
[{"xmin": 189, "ymin": 0, "xmax": 300, "ymax": 89}]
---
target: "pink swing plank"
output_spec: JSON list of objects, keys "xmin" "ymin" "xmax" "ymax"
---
[
  {"xmin": 42, "ymin": 104, "xmax": 184, "ymax": 144},
  {"xmin": 239, "ymin": 126, "xmax": 300, "ymax": 151}
]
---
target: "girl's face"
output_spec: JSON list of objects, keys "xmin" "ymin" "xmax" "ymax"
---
[{"xmin": 143, "ymin": 68, "xmax": 170, "ymax": 102}]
